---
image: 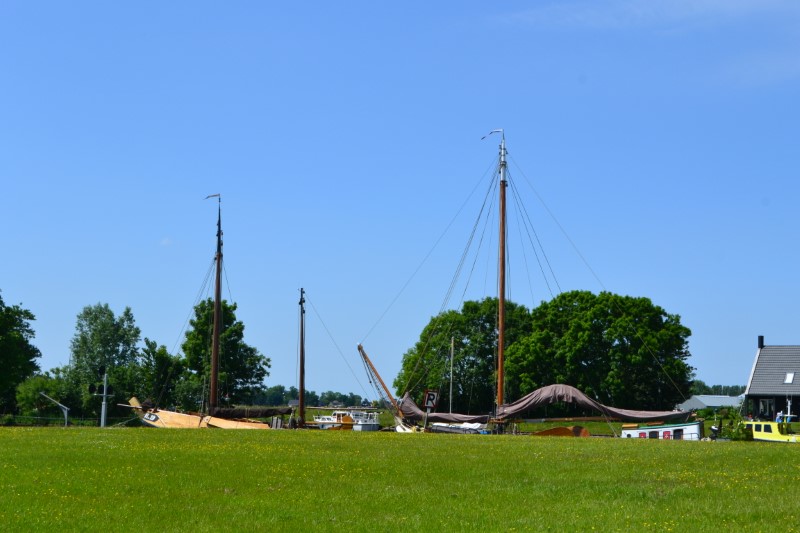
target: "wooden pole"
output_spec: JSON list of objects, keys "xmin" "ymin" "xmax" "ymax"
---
[
  {"xmin": 210, "ymin": 197, "xmax": 222, "ymax": 413},
  {"xmin": 298, "ymin": 288, "xmax": 306, "ymax": 426},
  {"xmin": 496, "ymin": 135, "xmax": 507, "ymax": 409}
]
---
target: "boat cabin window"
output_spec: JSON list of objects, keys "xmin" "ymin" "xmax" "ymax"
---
[
  {"xmin": 763, "ymin": 425, "xmax": 772, "ymax": 433},
  {"xmin": 673, "ymin": 429, "xmax": 683, "ymax": 440},
  {"xmin": 754, "ymin": 424, "xmax": 761, "ymax": 432},
  {"xmin": 648, "ymin": 431, "xmax": 659, "ymax": 439},
  {"xmin": 663, "ymin": 431, "xmax": 671, "ymax": 440}
]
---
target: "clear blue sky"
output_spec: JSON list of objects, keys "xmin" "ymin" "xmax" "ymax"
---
[{"xmin": 2, "ymin": 2, "xmax": 798, "ymax": 401}]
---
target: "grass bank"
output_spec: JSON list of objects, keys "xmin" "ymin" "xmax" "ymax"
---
[{"xmin": 1, "ymin": 427, "xmax": 798, "ymax": 532}]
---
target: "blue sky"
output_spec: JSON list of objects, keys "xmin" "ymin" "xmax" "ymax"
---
[{"xmin": 2, "ymin": 1, "xmax": 799, "ymax": 401}]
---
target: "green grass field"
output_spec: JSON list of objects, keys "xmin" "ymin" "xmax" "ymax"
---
[{"xmin": 2, "ymin": 427, "xmax": 798, "ymax": 532}]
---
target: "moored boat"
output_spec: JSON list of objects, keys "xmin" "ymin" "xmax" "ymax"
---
[
  {"xmin": 620, "ymin": 420, "xmax": 704, "ymax": 440},
  {"xmin": 128, "ymin": 195, "xmax": 278, "ymax": 429},
  {"xmin": 311, "ymin": 410, "xmax": 381, "ymax": 431},
  {"xmin": 741, "ymin": 420, "xmax": 799, "ymax": 443}
]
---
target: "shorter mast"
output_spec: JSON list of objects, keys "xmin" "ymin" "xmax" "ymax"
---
[{"xmin": 298, "ymin": 288, "xmax": 306, "ymax": 427}]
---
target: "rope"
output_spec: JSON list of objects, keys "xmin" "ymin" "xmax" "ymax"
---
[
  {"xmin": 509, "ymin": 155, "xmax": 688, "ymax": 403},
  {"xmin": 359, "ymin": 156, "xmax": 496, "ymax": 346},
  {"xmin": 306, "ymin": 296, "xmax": 372, "ymax": 401}
]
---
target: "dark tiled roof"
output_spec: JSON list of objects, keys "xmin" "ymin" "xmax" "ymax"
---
[{"xmin": 747, "ymin": 346, "xmax": 800, "ymax": 396}]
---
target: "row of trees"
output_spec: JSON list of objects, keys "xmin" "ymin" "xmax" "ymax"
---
[
  {"xmin": 3, "ymin": 293, "xmax": 367, "ymax": 421},
  {"xmin": 394, "ymin": 291, "xmax": 697, "ymax": 415},
  {"xmin": 2, "ymin": 288, "xmax": 743, "ymax": 422},
  {"xmin": 691, "ymin": 380, "xmax": 746, "ymax": 396},
  {"xmin": 257, "ymin": 385, "xmax": 365, "ymax": 408},
  {"xmin": 11, "ymin": 299, "xmax": 272, "ymax": 420}
]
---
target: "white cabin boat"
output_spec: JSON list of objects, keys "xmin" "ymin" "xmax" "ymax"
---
[
  {"xmin": 312, "ymin": 410, "xmax": 381, "ymax": 431},
  {"xmin": 620, "ymin": 420, "xmax": 704, "ymax": 440}
]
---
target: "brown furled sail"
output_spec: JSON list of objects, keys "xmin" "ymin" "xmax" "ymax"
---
[{"xmin": 496, "ymin": 384, "xmax": 690, "ymax": 422}]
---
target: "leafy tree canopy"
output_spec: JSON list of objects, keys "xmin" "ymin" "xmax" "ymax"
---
[
  {"xmin": 68, "ymin": 303, "xmax": 141, "ymax": 414},
  {"xmin": 393, "ymin": 297, "xmax": 532, "ymax": 415},
  {"xmin": 139, "ymin": 338, "xmax": 184, "ymax": 407},
  {"xmin": 0, "ymin": 293, "xmax": 42, "ymax": 412},
  {"xmin": 505, "ymin": 290, "xmax": 693, "ymax": 411},
  {"xmin": 181, "ymin": 298, "xmax": 270, "ymax": 406},
  {"xmin": 70, "ymin": 303, "xmax": 140, "ymax": 382}
]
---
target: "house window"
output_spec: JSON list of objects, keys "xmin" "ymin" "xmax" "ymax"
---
[{"xmin": 785, "ymin": 373, "xmax": 795, "ymax": 384}]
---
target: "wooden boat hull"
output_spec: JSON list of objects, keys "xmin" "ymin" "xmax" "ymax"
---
[
  {"xmin": 129, "ymin": 397, "xmax": 271, "ymax": 429},
  {"xmin": 531, "ymin": 426, "xmax": 590, "ymax": 437}
]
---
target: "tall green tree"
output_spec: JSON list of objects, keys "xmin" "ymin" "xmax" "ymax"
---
[
  {"xmin": 393, "ymin": 297, "xmax": 532, "ymax": 415},
  {"xmin": 181, "ymin": 298, "xmax": 270, "ymax": 406},
  {"xmin": 505, "ymin": 290, "xmax": 693, "ymax": 411},
  {"xmin": 69, "ymin": 303, "xmax": 141, "ymax": 415},
  {"xmin": 0, "ymin": 293, "xmax": 42, "ymax": 413},
  {"xmin": 139, "ymin": 338, "xmax": 184, "ymax": 407}
]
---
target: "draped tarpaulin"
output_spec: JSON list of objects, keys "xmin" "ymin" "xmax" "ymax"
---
[
  {"xmin": 496, "ymin": 384, "xmax": 690, "ymax": 422},
  {"xmin": 398, "ymin": 392, "xmax": 490, "ymax": 423}
]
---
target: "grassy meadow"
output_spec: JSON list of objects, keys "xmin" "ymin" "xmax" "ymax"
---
[{"xmin": 2, "ymin": 427, "xmax": 799, "ymax": 532}]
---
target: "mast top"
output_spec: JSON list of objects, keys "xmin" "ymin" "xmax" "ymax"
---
[{"xmin": 482, "ymin": 130, "xmax": 507, "ymax": 184}]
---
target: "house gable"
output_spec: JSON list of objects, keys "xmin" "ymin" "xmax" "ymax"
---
[{"xmin": 747, "ymin": 345, "xmax": 800, "ymax": 396}]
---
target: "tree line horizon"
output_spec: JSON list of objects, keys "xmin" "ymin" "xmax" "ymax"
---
[{"xmin": 1, "ymin": 288, "xmax": 744, "ymax": 422}]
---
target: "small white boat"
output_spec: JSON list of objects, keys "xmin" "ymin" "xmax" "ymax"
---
[
  {"xmin": 429, "ymin": 422, "xmax": 487, "ymax": 434},
  {"xmin": 312, "ymin": 410, "xmax": 381, "ymax": 431}
]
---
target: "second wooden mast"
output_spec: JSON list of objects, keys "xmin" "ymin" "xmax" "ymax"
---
[
  {"xmin": 496, "ymin": 132, "xmax": 508, "ymax": 410},
  {"xmin": 210, "ymin": 194, "xmax": 223, "ymax": 414}
]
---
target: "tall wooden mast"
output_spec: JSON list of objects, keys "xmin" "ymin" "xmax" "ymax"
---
[
  {"xmin": 298, "ymin": 288, "xmax": 306, "ymax": 427},
  {"xmin": 209, "ymin": 194, "xmax": 222, "ymax": 413},
  {"xmin": 496, "ymin": 133, "xmax": 507, "ymax": 409}
]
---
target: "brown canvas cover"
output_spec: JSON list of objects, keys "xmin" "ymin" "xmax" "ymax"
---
[
  {"xmin": 398, "ymin": 392, "xmax": 490, "ymax": 423},
  {"xmin": 496, "ymin": 384, "xmax": 690, "ymax": 422}
]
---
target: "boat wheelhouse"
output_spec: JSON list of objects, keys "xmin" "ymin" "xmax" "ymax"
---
[{"xmin": 742, "ymin": 421, "xmax": 799, "ymax": 443}]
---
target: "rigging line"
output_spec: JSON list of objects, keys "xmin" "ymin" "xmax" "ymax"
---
[
  {"xmin": 222, "ymin": 259, "xmax": 234, "ymax": 304},
  {"xmin": 360, "ymin": 156, "xmax": 498, "ymax": 345},
  {"xmin": 508, "ymin": 178, "xmax": 557, "ymax": 299},
  {"xmin": 510, "ymin": 201, "xmax": 538, "ymax": 305},
  {"xmin": 509, "ymin": 155, "xmax": 603, "ymax": 291},
  {"xmin": 400, "ymin": 172, "xmax": 499, "ymax": 396},
  {"xmin": 405, "ymin": 176, "xmax": 501, "ymax": 399},
  {"xmin": 169, "ymin": 257, "xmax": 216, "ymax": 357},
  {"xmin": 157, "ymin": 256, "xmax": 216, "ymax": 408},
  {"xmin": 481, "ymin": 180, "xmax": 498, "ymax": 299},
  {"xmin": 510, "ymin": 177, "xmax": 562, "ymax": 294},
  {"xmin": 445, "ymin": 171, "xmax": 499, "ymax": 314},
  {"xmin": 306, "ymin": 296, "xmax": 372, "ymax": 401},
  {"xmin": 509, "ymin": 156, "xmax": 687, "ymax": 402}
]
